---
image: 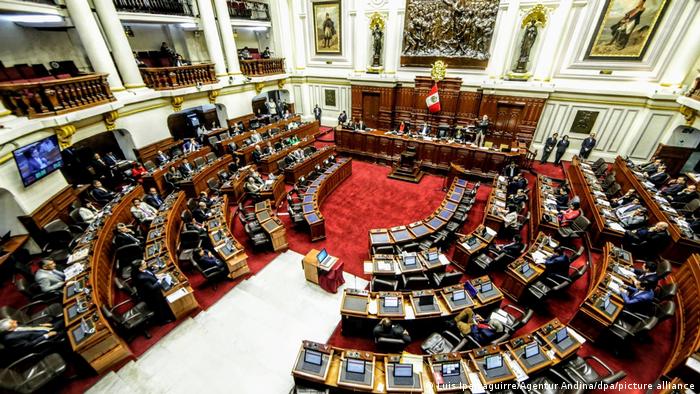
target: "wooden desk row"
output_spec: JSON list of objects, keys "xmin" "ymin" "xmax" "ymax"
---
[
  {"xmin": 452, "ymin": 224, "xmax": 497, "ymax": 271},
  {"xmin": 233, "ymin": 120, "xmax": 320, "ymax": 164},
  {"xmin": 482, "ymin": 177, "xmax": 508, "ymax": 232},
  {"xmin": 141, "ymin": 146, "xmax": 213, "ymax": 195},
  {"xmin": 218, "ymin": 115, "xmax": 302, "ymax": 152},
  {"xmin": 529, "ymin": 175, "xmax": 565, "ymax": 241},
  {"xmin": 301, "ymin": 158, "xmax": 353, "ymax": 242},
  {"xmin": 203, "ymin": 195, "xmax": 250, "ymax": 279},
  {"xmin": 369, "ymin": 178, "xmax": 472, "ymax": 249},
  {"xmin": 283, "ymin": 146, "xmax": 335, "ymax": 184},
  {"xmin": 613, "ymin": 156, "xmax": 700, "ymax": 262},
  {"xmin": 253, "ymin": 200, "xmax": 288, "ymax": 252},
  {"xmin": 256, "ymin": 136, "xmax": 316, "ymax": 174},
  {"xmin": 179, "ymin": 155, "xmax": 232, "ymax": 199},
  {"xmin": 340, "ymin": 275, "xmax": 503, "ymax": 335},
  {"xmin": 219, "ymin": 165, "xmax": 254, "ymax": 204},
  {"xmin": 293, "ymin": 318, "xmax": 582, "ymax": 393},
  {"xmin": 499, "ymin": 232, "xmax": 561, "ymax": 302},
  {"xmin": 335, "ymin": 128, "xmax": 524, "ymax": 179},
  {"xmin": 363, "ymin": 248, "xmax": 448, "ymax": 278}
]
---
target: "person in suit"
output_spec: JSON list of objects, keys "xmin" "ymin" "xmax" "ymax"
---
[
  {"xmin": 73, "ymin": 200, "xmax": 99, "ymax": 224},
  {"xmin": 373, "ymin": 318, "xmax": 411, "ymax": 346},
  {"xmin": 23, "ymin": 148, "xmax": 48, "ymax": 173},
  {"xmin": 647, "ymin": 165, "xmax": 669, "ymax": 188},
  {"xmin": 292, "ymin": 148, "xmax": 305, "ymax": 162},
  {"xmin": 313, "ymin": 105, "xmax": 322, "ymax": 122},
  {"xmin": 264, "ymin": 141, "xmax": 275, "ymax": 156},
  {"xmin": 493, "ymin": 235, "xmax": 524, "ymax": 257},
  {"xmin": 0, "ymin": 318, "xmax": 61, "ymax": 350},
  {"xmin": 144, "ymin": 188, "xmax": 164, "ymax": 208},
  {"xmin": 579, "ymin": 132, "xmax": 596, "ymax": 160},
  {"xmin": 618, "ymin": 281, "xmax": 655, "ymax": 307},
  {"xmin": 131, "ymin": 198, "xmax": 158, "ymax": 224},
  {"xmin": 660, "ymin": 176, "xmax": 686, "ymax": 198},
  {"xmin": 180, "ymin": 158, "xmax": 195, "ymax": 176},
  {"xmin": 194, "ymin": 248, "xmax": 226, "ymax": 271},
  {"xmin": 192, "ymin": 202, "xmax": 210, "ymax": 223},
  {"xmin": 541, "ymin": 133, "xmax": 558, "ymax": 163},
  {"xmin": 672, "ymin": 185, "xmax": 697, "ymax": 205},
  {"xmin": 554, "ymin": 187, "xmax": 570, "ymax": 211},
  {"xmin": 104, "ymin": 152, "xmax": 119, "ymax": 166},
  {"xmin": 182, "ymin": 138, "xmax": 200, "ymax": 154},
  {"xmin": 355, "ymin": 119, "xmax": 366, "ymax": 131},
  {"xmin": 228, "ymin": 156, "xmax": 241, "ymax": 174},
  {"xmin": 624, "ymin": 221, "xmax": 670, "ymax": 253},
  {"xmin": 284, "ymin": 154, "xmax": 296, "ymax": 167},
  {"xmin": 337, "ymin": 110, "xmax": 347, "ymax": 126},
  {"xmin": 475, "ymin": 115, "xmax": 489, "ymax": 147},
  {"xmin": 621, "ymin": 208, "xmax": 648, "ymax": 230},
  {"xmin": 640, "ymin": 159, "xmax": 663, "ymax": 175},
  {"xmin": 508, "ymin": 189, "xmax": 528, "ymax": 209},
  {"xmin": 250, "ymin": 131, "xmax": 263, "ymax": 144},
  {"xmin": 182, "ymin": 212, "xmax": 207, "ymax": 237},
  {"xmin": 244, "ymin": 176, "xmax": 262, "ymax": 194},
  {"xmin": 250, "ymin": 170, "xmax": 265, "ymax": 187},
  {"xmin": 453, "ymin": 308, "xmax": 504, "ymax": 343},
  {"xmin": 558, "ymin": 201, "xmax": 581, "ymax": 227},
  {"xmin": 611, "ymin": 189, "xmax": 637, "ymax": 208},
  {"xmin": 615, "ymin": 198, "xmax": 642, "ymax": 219},
  {"xmin": 554, "ymin": 135, "xmax": 570, "ymax": 165},
  {"xmin": 132, "ymin": 260, "xmax": 172, "ymax": 323},
  {"xmin": 418, "ymin": 122, "xmax": 430, "ymax": 136},
  {"xmin": 34, "ymin": 259, "xmax": 66, "ymax": 294},
  {"xmin": 90, "ymin": 180, "xmax": 115, "ymax": 204},
  {"xmin": 91, "ymin": 153, "xmax": 110, "ymax": 178},
  {"xmin": 252, "ymin": 145, "xmax": 264, "ymax": 163},
  {"xmin": 155, "ymin": 150, "xmax": 170, "ymax": 166},
  {"xmin": 502, "ymin": 161, "xmax": 519, "ymax": 179},
  {"xmin": 165, "ymin": 166, "xmax": 183, "ymax": 185},
  {"xmin": 506, "ymin": 174, "xmax": 527, "ymax": 196},
  {"xmin": 283, "ymin": 109, "xmax": 292, "ymax": 120},
  {"xmin": 543, "ymin": 247, "xmax": 570, "ymax": 277},
  {"xmin": 114, "ymin": 223, "xmax": 143, "ymax": 248},
  {"xmin": 199, "ymin": 191, "xmax": 216, "ymax": 208}
]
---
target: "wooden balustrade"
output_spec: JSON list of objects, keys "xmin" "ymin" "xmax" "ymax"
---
[
  {"xmin": 113, "ymin": 0, "xmax": 194, "ymax": 16},
  {"xmin": 0, "ymin": 73, "xmax": 115, "ymax": 119},
  {"xmin": 240, "ymin": 58, "xmax": 285, "ymax": 77},
  {"xmin": 139, "ymin": 63, "xmax": 218, "ymax": 90}
]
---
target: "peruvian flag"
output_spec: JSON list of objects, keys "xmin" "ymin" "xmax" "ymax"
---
[{"xmin": 426, "ymin": 83, "xmax": 441, "ymax": 113}]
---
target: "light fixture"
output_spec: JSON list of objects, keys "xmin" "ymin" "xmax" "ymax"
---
[
  {"xmin": 5, "ymin": 14, "xmax": 63, "ymax": 24},
  {"xmin": 179, "ymin": 22, "xmax": 197, "ymax": 29},
  {"xmin": 124, "ymin": 25, "xmax": 134, "ymax": 37}
]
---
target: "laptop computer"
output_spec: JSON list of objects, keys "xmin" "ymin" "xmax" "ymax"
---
[
  {"xmin": 465, "ymin": 282, "xmax": 478, "ymax": 298},
  {"xmin": 427, "ymin": 250, "xmax": 439, "ymax": 262},
  {"xmin": 485, "ymin": 354, "xmax": 503, "ymax": 371},
  {"xmin": 345, "ymin": 359, "xmax": 366, "ymax": 381},
  {"xmin": 302, "ymin": 349, "xmax": 323, "ymax": 374},
  {"xmin": 317, "ymin": 248, "xmax": 333, "ymax": 268},
  {"xmin": 524, "ymin": 342, "xmax": 539, "ymax": 359},
  {"xmin": 441, "ymin": 362, "xmax": 461, "ymax": 385},
  {"xmin": 392, "ymin": 363, "xmax": 414, "ymax": 386}
]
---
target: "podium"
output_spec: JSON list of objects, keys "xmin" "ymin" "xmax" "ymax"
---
[
  {"xmin": 388, "ymin": 145, "xmax": 424, "ymax": 183},
  {"xmin": 302, "ymin": 249, "xmax": 345, "ymax": 293}
]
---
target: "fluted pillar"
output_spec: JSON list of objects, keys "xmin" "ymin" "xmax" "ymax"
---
[
  {"xmin": 197, "ymin": 0, "xmax": 228, "ymax": 77},
  {"xmin": 213, "ymin": 0, "xmax": 241, "ymax": 75}
]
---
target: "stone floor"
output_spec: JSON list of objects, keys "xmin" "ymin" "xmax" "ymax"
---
[{"xmin": 87, "ymin": 250, "xmax": 367, "ymax": 394}]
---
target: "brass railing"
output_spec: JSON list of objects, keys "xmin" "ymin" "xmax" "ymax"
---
[
  {"xmin": 0, "ymin": 73, "xmax": 115, "ymax": 119},
  {"xmin": 113, "ymin": 0, "xmax": 194, "ymax": 16},
  {"xmin": 139, "ymin": 63, "xmax": 218, "ymax": 90},
  {"xmin": 240, "ymin": 58, "xmax": 285, "ymax": 77},
  {"xmin": 227, "ymin": 0, "xmax": 269, "ymax": 21}
]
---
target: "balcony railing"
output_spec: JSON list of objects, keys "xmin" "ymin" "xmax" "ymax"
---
[
  {"xmin": 240, "ymin": 58, "xmax": 285, "ymax": 77},
  {"xmin": 113, "ymin": 0, "xmax": 194, "ymax": 16},
  {"xmin": 139, "ymin": 63, "xmax": 218, "ymax": 90},
  {"xmin": 0, "ymin": 73, "xmax": 115, "ymax": 119},
  {"xmin": 227, "ymin": 1, "xmax": 270, "ymax": 21}
]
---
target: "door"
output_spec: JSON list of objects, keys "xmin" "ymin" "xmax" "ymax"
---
[
  {"xmin": 362, "ymin": 93, "xmax": 380, "ymax": 129},
  {"xmin": 495, "ymin": 103, "xmax": 524, "ymax": 141}
]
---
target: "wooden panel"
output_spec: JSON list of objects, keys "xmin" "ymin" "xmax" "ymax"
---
[
  {"xmin": 135, "ymin": 137, "xmax": 176, "ymax": 163},
  {"xmin": 663, "ymin": 254, "xmax": 700, "ymax": 375},
  {"xmin": 18, "ymin": 185, "xmax": 86, "ymax": 244},
  {"xmin": 653, "ymin": 143, "xmax": 695, "ymax": 177}
]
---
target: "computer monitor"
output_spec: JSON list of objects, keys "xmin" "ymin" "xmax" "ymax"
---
[
  {"xmin": 480, "ymin": 281, "xmax": 493, "ymax": 292},
  {"xmin": 602, "ymin": 295, "xmax": 611, "ymax": 311},
  {"xmin": 316, "ymin": 248, "xmax": 328, "ymax": 264},
  {"xmin": 441, "ymin": 362, "xmax": 460, "ymax": 377},
  {"xmin": 428, "ymin": 250, "xmax": 438, "ymax": 261},
  {"xmin": 465, "ymin": 282, "xmax": 478, "ymax": 298},
  {"xmin": 346, "ymin": 359, "xmax": 365, "ymax": 374},
  {"xmin": 384, "ymin": 296, "xmax": 399, "ymax": 308},
  {"xmin": 418, "ymin": 295, "xmax": 433, "ymax": 306},
  {"xmin": 467, "ymin": 237, "xmax": 478, "ymax": 246},
  {"xmin": 452, "ymin": 290, "xmax": 466, "ymax": 301},
  {"xmin": 485, "ymin": 355, "xmax": 503, "ymax": 370},
  {"xmin": 524, "ymin": 342, "xmax": 539, "ymax": 359},
  {"xmin": 393, "ymin": 363, "xmax": 413, "ymax": 377},
  {"xmin": 521, "ymin": 263, "xmax": 532, "ymax": 275},
  {"xmin": 403, "ymin": 253, "xmax": 417, "ymax": 266},
  {"xmin": 555, "ymin": 328, "xmax": 568, "ymax": 344},
  {"xmin": 304, "ymin": 349, "xmax": 323, "ymax": 366}
]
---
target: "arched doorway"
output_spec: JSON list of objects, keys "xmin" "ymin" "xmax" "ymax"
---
[{"xmin": 167, "ymin": 103, "xmax": 228, "ymax": 140}]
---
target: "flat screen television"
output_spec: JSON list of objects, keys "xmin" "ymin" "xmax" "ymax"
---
[{"xmin": 13, "ymin": 135, "xmax": 63, "ymax": 187}]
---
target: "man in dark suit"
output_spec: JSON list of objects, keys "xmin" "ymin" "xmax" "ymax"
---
[
  {"xmin": 132, "ymin": 260, "xmax": 172, "ymax": 323},
  {"xmin": 179, "ymin": 158, "xmax": 194, "ymax": 176},
  {"xmin": 155, "ymin": 150, "xmax": 170, "ymax": 166},
  {"xmin": 373, "ymin": 318, "xmax": 411, "ymax": 347},
  {"xmin": 104, "ymin": 152, "xmax": 119, "ymax": 167},
  {"xmin": 144, "ymin": 187, "xmax": 164, "ymax": 208},
  {"xmin": 192, "ymin": 202, "xmax": 210, "ymax": 223},
  {"xmin": 0, "ymin": 318, "xmax": 60, "ymax": 350},
  {"xmin": 114, "ymin": 223, "xmax": 143, "ymax": 248},
  {"xmin": 492, "ymin": 235, "xmax": 524, "ymax": 257},
  {"xmin": 647, "ymin": 165, "xmax": 669, "ymax": 188},
  {"xmin": 418, "ymin": 122, "xmax": 430, "ymax": 136},
  {"xmin": 624, "ymin": 221, "xmax": 670, "ymax": 256},
  {"xmin": 660, "ymin": 176, "xmax": 686, "ymax": 198},
  {"xmin": 91, "ymin": 153, "xmax": 110, "ymax": 178},
  {"xmin": 554, "ymin": 135, "xmax": 570, "ymax": 165},
  {"xmin": 579, "ymin": 132, "xmax": 596, "ymax": 160},
  {"xmin": 619, "ymin": 281, "xmax": 655, "ymax": 307},
  {"xmin": 165, "ymin": 166, "xmax": 183, "ymax": 185},
  {"xmin": 543, "ymin": 247, "xmax": 570, "ymax": 277},
  {"xmin": 503, "ymin": 161, "xmax": 519, "ymax": 179},
  {"xmin": 24, "ymin": 148, "xmax": 47, "ymax": 173},
  {"xmin": 90, "ymin": 180, "xmax": 115, "ymax": 204},
  {"xmin": 672, "ymin": 185, "xmax": 697, "ymax": 205},
  {"xmin": 337, "ymin": 110, "xmax": 347, "ymax": 126},
  {"xmin": 183, "ymin": 213, "xmax": 207, "ymax": 238},
  {"xmin": 252, "ymin": 145, "xmax": 264, "ymax": 163},
  {"xmin": 541, "ymin": 133, "xmax": 558, "ymax": 163},
  {"xmin": 194, "ymin": 248, "xmax": 226, "ymax": 271},
  {"xmin": 182, "ymin": 138, "xmax": 200, "ymax": 154},
  {"xmin": 313, "ymin": 105, "xmax": 322, "ymax": 122},
  {"xmin": 355, "ymin": 119, "xmax": 366, "ymax": 131}
]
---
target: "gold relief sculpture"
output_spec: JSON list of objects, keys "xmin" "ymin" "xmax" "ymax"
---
[
  {"xmin": 103, "ymin": 110, "xmax": 119, "ymax": 131},
  {"xmin": 431, "ymin": 60, "xmax": 447, "ymax": 82},
  {"xmin": 171, "ymin": 96, "xmax": 185, "ymax": 112},
  {"xmin": 54, "ymin": 125, "xmax": 77, "ymax": 149},
  {"xmin": 208, "ymin": 89, "xmax": 220, "ymax": 104},
  {"xmin": 255, "ymin": 82, "xmax": 265, "ymax": 94},
  {"xmin": 679, "ymin": 105, "xmax": 697, "ymax": 126}
]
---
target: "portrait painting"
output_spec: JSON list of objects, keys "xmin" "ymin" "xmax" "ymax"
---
[
  {"xmin": 586, "ymin": 0, "xmax": 670, "ymax": 60},
  {"xmin": 324, "ymin": 89, "xmax": 336, "ymax": 107},
  {"xmin": 312, "ymin": 1, "xmax": 342, "ymax": 55},
  {"xmin": 570, "ymin": 111, "xmax": 600, "ymax": 135}
]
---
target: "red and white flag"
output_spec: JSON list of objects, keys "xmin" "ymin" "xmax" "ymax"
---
[{"xmin": 426, "ymin": 83, "xmax": 441, "ymax": 113}]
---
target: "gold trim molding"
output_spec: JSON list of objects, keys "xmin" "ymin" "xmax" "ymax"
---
[
  {"xmin": 255, "ymin": 82, "xmax": 265, "ymax": 94},
  {"xmin": 680, "ymin": 105, "xmax": 697, "ymax": 126},
  {"xmin": 54, "ymin": 125, "xmax": 77, "ymax": 149},
  {"xmin": 171, "ymin": 96, "xmax": 185, "ymax": 112},
  {"xmin": 208, "ymin": 89, "xmax": 220, "ymax": 104},
  {"xmin": 103, "ymin": 110, "xmax": 119, "ymax": 131}
]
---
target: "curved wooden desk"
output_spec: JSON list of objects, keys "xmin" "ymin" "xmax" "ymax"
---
[
  {"xmin": 301, "ymin": 158, "xmax": 353, "ymax": 242},
  {"xmin": 284, "ymin": 146, "xmax": 336, "ymax": 184},
  {"xmin": 234, "ymin": 121, "xmax": 320, "ymax": 164},
  {"xmin": 293, "ymin": 318, "xmax": 582, "ymax": 393},
  {"xmin": 179, "ymin": 155, "xmax": 232, "ymax": 198},
  {"xmin": 141, "ymin": 146, "xmax": 213, "ymax": 195}
]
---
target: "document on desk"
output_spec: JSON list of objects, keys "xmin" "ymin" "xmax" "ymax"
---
[
  {"xmin": 531, "ymin": 251, "xmax": 547, "ymax": 265},
  {"xmin": 607, "ymin": 281, "xmax": 621, "ymax": 294},
  {"xmin": 489, "ymin": 309, "xmax": 509, "ymax": 325},
  {"xmin": 64, "ymin": 262, "xmax": 85, "ymax": 281},
  {"xmin": 404, "ymin": 305, "xmax": 415, "ymax": 320},
  {"xmin": 596, "ymin": 198, "xmax": 611, "ymax": 207},
  {"xmin": 68, "ymin": 248, "xmax": 89, "ymax": 264},
  {"xmin": 467, "ymin": 370, "xmax": 486, "ymax": 394},
  {"xmin": 377, "ymin": 261, "xmax": 393, "ymax": 272},
  {"xmin": 485, "ymin": 227, "xmax": 497, "ymax": 237},
  {"xmin": 368, "ymin": 298, "xmax": 378, "ymax": 315},
  {"xmin": 607, "ymin": 222, "xmax": 625, "ymax": 233},
  {"xmin": 505, "ymin": 354, "xmax": 528, "ymax": 382},
  {"xmin": 438, "ymin": 254, "xmax": 450, "ymax": 266},
  {"xmin": 363, "ymin": 262, "xmax": 373, "ymax": 275},
  {"xmin": 166, "ymin": 288, "xmax": 189, "ymax": 303}
]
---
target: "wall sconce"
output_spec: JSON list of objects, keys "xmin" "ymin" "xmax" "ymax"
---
[{"xmin": 124, "ymin": 25, "xmax": 134, "ymax": 37}]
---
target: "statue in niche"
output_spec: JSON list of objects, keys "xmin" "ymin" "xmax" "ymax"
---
[
  {"xmin": 514, "ymin": 20, "xmax": 538, "ymax": 73},
  {"xmin": 371, "ymin": 24, "xmax": 383, "ymax": 67}
]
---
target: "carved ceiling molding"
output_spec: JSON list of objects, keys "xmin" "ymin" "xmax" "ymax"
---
[
  {"xmin": 103, "ymin": 110, "xmax": 119, "ymax": 131},
  {"xmin": 367, "ymin": 0, "xmax": 388, "ymax": 9}
]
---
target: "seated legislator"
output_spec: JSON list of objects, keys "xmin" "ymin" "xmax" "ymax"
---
[
  {"xmin": 90, "ymin": 180, "xmax": 116, "ymax": 204},
  {"xmin": 640, "ymin": 159, "xmax": 663, "ymax": 175},
  {"xmin": 454, "ymin": 309, "xmax": 504, "ymax": 344},
  {"xmin": 623, "ymin": 221, "xmax": 670, "ymax": 254},
  {"xmin": 355, "ymin": 119, "xmax": 366, "ymax": 131},
  {"xmin": 114, "ymin": 223, "xmax": 143, "ymax": 248},
  {"xmin": 155, "ymin": 150, "xmax": 170, "ymax": 166},
  {"xmin": 502, "ymin": 161, "xmax": 519, "ymax": 179},
  {"xmin": 183, "ymin": 212, "xmax": 207, "ymax": 237},
  {"xmin": 291, "ymin": 148, "xmax": 305, "ymax": 162},
  {"xmin": 492, "ymin": 234, "xmax": 524, "ymax": 258},
  {"xmin": 165, "ymin": 166, "xmax": 184, "ymax": 185},
  {"xmin": 91, "ymin": 153, "xmax": 111, "ymax": 178},
  {"xmin": 194, "ymin": 248, "xmax": 226, "ymax": 271},
  {"xmin": 615, "ymin": 198, "xmax": 643, "ymax": 220},
  {"xmin": 418, "ymin": 122, "xmax": 430, "ymax": 136},
  {"xmin": 542, "ymin": 247, "xmax": 570, "ymax": 277},
  {"xmin": 0, "ymin": 318, "xmax": 61, "ymax": 351},
  {"xmin": 660, "ymin": 176, "xmax": 686, "ymax": 198},
  {"xmin": 646, "ymin": 165, "xmax": 669, "ymax": 188},
  {"xmin": 72, "ymin": 200, "xmax": 99, "ymax": 224},
  {"xmin": 554, "ymin": 187, "xmax": 570, "ymax": 211},
  {"xmin": 192, "ymin": 202, "xmax": 211, "ymax": 224},
  {"xmin": 180, "ymin": 158, "xmax": 195, "ymax": 177},
  {"xmin": 131, "ymin": 198, "xmax": 158, "ymax": 224},
  {"xmin": 615, "ymin": 261, "xmax": 662, "ymax": 289},
  {"xmin": 144, "ymin": 188, "xmax": 165, "ymax": 208},
  {"xmin": 398, "ymin": 120, "xmax": 408, "ymax": 133},
  {"xmin": 34, "ymin": 259, "xmax": 66, "ymax": 294},
  {"xmin": 611, "ymin": 189, "xmax": 637, "ymax": 208},
  {"xmin": 558, "ymin": 201, "xmax": 581, "ymax": 227},
  {"xmin": 245, "ymin": 176, "xmax": 263, "ymax": 194},
  {"xmin": 506, "ymin": 174, "xmax": 527, "ymax": 196},
  {"xmin": 508, "ymin": 189, "xmax": 528, "ymax": 209},
  {"xmin": 264, "ymin": 141, "xmax": 276, "ymax": 155},
  {"xmin": 671, "ymin": 185, "xmax": 698, "ymax": 206},
  {"xmin": 198, "ymin": 191, "xmax": 215, "ymax": 208},
  {"xmin": 620, "ymin": 208, "xmax": 647, "ymax": 230},
  {"xmin": 615, "ymin": 281, "xmax": 655, "ymax": 308},
  {"xmin": 373, "ymin": 318, "xmax": 411, "ymax": 346},
  {"xmin": 250, "ymin": 131, "xmax": 263, "ymax": 144},
  {"xmin": 503, "ymin": 205, "xmax": 519, "ymax": 237},
  {"xmin": 252, "ymin": 145, "xmax": 264, "ymax": 163},
  {"xmin": 132, "ymin": 260, "xmax": 172, "ymax": 323},
  {"xmin": 182, "ymin": 138, "xmax": 200, "ymax": 154}
]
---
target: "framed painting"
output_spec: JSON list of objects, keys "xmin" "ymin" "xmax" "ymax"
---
[
  {"xmin": 312, "ymin": 1, "xmax": 342, "ymax": 55},
  {"xmin": 570, "ymin": 111, "xmax": 599, "ymax": 135},
  {"xmin": 586, "ymin": 0, "xmax": 670, "ymax": 60},
  {"xmin": 324, "ymin": 89, "xmax": 336, "ymax": 107}
]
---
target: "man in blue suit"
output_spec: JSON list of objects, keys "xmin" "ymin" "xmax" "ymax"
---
[
  {"xmin": 620, "ymin": 281, "xmax": 655, "ymax": 307},
  {"xmin": 543, "ymin": 247, "xmax": 570, "ymax": 277}
]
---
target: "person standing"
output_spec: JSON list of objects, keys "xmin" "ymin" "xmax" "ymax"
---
[
  {"xmin": 541, "ymin": 132, "xmax": 558, "ymax": 163},
  {"xmin": 554, "ymin": 135, "xmax": 570, "ymax": 166},
  {"xmin": 313, "ymin": 105, "xmax": 322, "ymax": 123},
  {"xmin": 579, "ymin": 132, "xmax": 597, "ymax": 160},
  {"xmin": 475, "ymin": 115, "xmax": 489, "ymax": 147}
]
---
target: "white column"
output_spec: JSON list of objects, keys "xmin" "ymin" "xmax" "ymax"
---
[
  {"xmin": 383, "ymin": 9, "xmax": 398, "ymax": 73},
  {"xmin": 532, "ymin": 0, "xmax": 572, "ymax": 81},
  {"xmin": 212, "ymin": 0, "xmax": 241, "ymax": 75},
  {"xmin": 93, "ymin": 0, "xmax": 144, "ymax": 89},
  {"xmin": 292, "ymin": 0, "xmax": 308, "ymax": 72},
  {"xmin": 660, "ymin": 7, "xmax": 700, "ymax": 86},
  {"xmin": 268, "ymin": 0, "xmax": 294, "ymax": 72},
  {"xmin": 196, "ymin": 0, "xmax": 228, "ymax": 77},
  {"xmin": 487, "ymin": 0, "xmax": 520, "ymax": 79},
  {"xmin": 64, "ymin": 0, "xmax": 123, "ymax": 90}
]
